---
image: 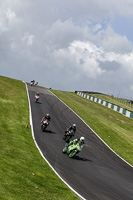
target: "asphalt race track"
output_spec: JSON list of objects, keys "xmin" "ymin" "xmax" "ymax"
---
[{"xmin": 27, "ymin": 84, "xmax": 133, "ymax": 200}]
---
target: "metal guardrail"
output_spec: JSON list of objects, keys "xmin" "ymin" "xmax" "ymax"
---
[{"xmin": 77, "ymin": 92, "xmax": 133, "ymax": 119}]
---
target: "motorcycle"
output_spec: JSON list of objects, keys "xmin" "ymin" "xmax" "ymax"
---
[
  {"xmin": 41, "ymin": 119, "xmax": 49, "ymax": 131},
  {"xmin": 63, "ymin": 141, "xmax": 84, "ymax": 158},
  {"xmin": 63, "ymin": 130, "xmax": 74, "ymax": 141},
  {"xmin": 35, "ymin": 82, "xmax": 38, "ymax": 86},
  {"xmin": 30, "ymin": 80, "xmax": 35, "ymax": 86},
  {"xmin": 34, "ymin": 95, "xmax": 40, "ymax": 103}
]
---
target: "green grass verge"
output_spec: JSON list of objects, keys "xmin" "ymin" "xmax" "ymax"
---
[
  {"xmin": 0, "ymin": 76, "xmax": 79, "ymax": 200},
  {"xmin": 50, "ymin": 89, "xmax": 133, "ymax": 166}
]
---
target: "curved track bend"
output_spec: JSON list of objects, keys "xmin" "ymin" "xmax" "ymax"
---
[{"xmin": 27, "ymin": 84, "xmax": 133, "ymax": 200}]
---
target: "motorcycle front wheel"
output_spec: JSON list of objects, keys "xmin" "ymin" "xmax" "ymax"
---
[
  {"xmin": 69, "ymin": 150, "xmax": 77, "ymax": 158},
  {"xmin": 41, "ymin": 125, "xmax": 46, "ymax": 132}
]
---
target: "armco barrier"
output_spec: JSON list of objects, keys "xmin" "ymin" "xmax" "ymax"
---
[{"xmin": 77, "ymin": 92, "xmax": 133, "ymax": 119}]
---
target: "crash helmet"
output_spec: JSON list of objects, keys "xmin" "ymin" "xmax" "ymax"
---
[
  {"xmin": 46, "ymin": 113, "xmax": 50, "ymax": 118},
  {"xmin": 80, "ymin": 136, "xmax": 85, "ymax": 144},
  {"xmin": 72, "ymin": 124, "xmax": 76, "ymax": 130},
  {"xmin": 36, "ymin": 92, "xmax": 39, "ymax": 95}
]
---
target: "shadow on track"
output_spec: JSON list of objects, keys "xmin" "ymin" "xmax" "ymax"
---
[
  {"xmin": 62, "ymin": 154, "xmax": 93, "ymax": 162},
  {"xmin": 72, "ymin": 155, "xmax": 93, "ymax": 162},
  {"xmin": 35, "ymin": 102, "xmax": 42, "ymax": 104},
  {"xmin": 42, "ymin": 130, "xmax": 56, "ymax": 134}
]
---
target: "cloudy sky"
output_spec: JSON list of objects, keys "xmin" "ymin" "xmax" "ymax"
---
[{"xmin": 1, "ymin": 0, "xmax": 133, "ymax": 99}]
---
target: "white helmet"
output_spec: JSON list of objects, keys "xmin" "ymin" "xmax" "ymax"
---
[
  {"xmin": 80, "ymin": 136, "xmax": 85, "ymax": 142},
  {"xmin": 72, "ymin": 124, "xmax": 76, "ymax": 129}
]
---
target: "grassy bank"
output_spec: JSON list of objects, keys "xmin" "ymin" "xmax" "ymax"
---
[
  {"xmin": 50, "ymin": 89, "xmax": 133, "ymax": 166},
  {"xmin": 0, "ymin": 76, "xmax": 79, "ymax": 200}
]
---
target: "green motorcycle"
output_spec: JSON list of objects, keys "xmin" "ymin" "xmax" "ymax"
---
[{"xmin": 63, "ymin": 141, "xmax": 84, "ymax": 158}]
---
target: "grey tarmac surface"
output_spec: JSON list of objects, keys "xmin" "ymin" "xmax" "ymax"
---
[{"xmin": 27, "ymin": 84, "xmax": 133, "ymax": 200}]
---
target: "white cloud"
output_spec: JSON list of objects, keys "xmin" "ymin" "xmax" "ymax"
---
[
  {"xmin": 97, "ymin": 25, "xmax": 133, "ymax": 53},
  {"xmin": 21, "ymin": 32, "xmax": 35, "ymax": 46},
  {"xmin": 129, "ymin": 85, "xmax": 133, "ymax": 91},
  {"xmin": 121, "ymin": 52, "xmax": 133, "ymax": 72},
  {"xmin": 0, "ymin": 7, "xmax": 20, "ymax": 34},
  {"xmin": 1, "ymin": 0, "xmax": 133, "ymax": 98},
  {"xmin": 92, "ymin": 23, "xmax": 102, "ymax": 32},
  {"xmin": 5, "ymin": 8, "xmax": 16, "ymax": 21},
  {"xmin": 53, "ymin": 40, "xmax": 104, "ymax": 77}
]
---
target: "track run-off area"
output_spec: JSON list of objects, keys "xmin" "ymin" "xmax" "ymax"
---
[{"xmin": 27, "ymin": 83, "xmax": 133, "ymax": 200}]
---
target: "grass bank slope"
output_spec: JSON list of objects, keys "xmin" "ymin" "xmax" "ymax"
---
[
  {"xmin": 50, "ymin": 89, "xmax": 133, "ymax": 166},
  {"xmin": 0, "ymin": 76, "xmax": 79, "ymax": 200}
]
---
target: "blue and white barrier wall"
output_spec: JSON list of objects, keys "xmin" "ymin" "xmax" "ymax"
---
[{"xmin": 77, "ymin": 92, "xmax": 133, "ymax": 119}]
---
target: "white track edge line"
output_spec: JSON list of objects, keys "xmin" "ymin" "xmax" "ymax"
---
[
  {"xmin": 48, "ymin": 89, "xmax": 133, "ymax": 169},
  {"xmin": 25, "ymin": 82, "xmax": 86, "ymax": 200}
]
